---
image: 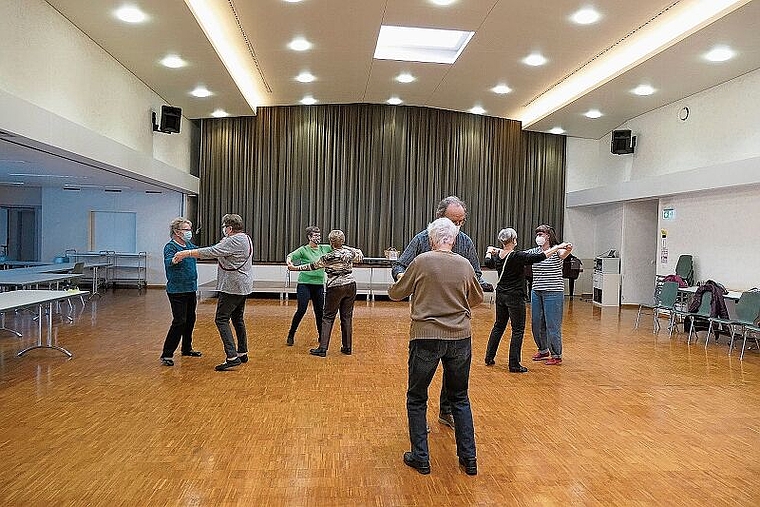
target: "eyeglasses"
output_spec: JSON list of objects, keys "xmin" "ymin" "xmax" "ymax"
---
[
  {"xmin": 177, "ymin": 228, "xmax": 192, "ymax": 232},
  {"xmin": 452, "ymin": 218, "xmax": 466, "ymax": 226}
]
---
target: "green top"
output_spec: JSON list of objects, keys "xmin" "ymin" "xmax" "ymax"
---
[{"xmin": 288, "ymin": 244, "xmax": 332, "ymax": 284}]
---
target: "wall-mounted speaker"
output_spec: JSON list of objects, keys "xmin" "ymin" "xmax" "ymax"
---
[
  {"xmin": 611, "ymin": 129, "xmax": 636, "ymax": 155},
  {"xmin": 152, "ymin": 105, "xmax": 182, "ymax": 134}
]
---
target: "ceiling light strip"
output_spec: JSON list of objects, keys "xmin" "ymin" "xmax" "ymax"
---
[
  {"xmin": 184, "ymin": 0, "xmax": 270, "ymax": 113},
  {"xmin": 518, "ymin": 0, "xmax": 751, "ymax": 127}
]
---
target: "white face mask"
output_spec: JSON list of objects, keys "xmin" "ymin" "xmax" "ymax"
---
[
  {"xmin": 182, "ymin": 230, "xmax": 192, "ymax": 242},
  {"xmin": 536, "ymin": 236, "xmax": 546, "ymax": 246}
]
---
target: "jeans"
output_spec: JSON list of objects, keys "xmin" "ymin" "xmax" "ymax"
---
[
  {"xmin": 531, "ymin": 290, "xmax": 564, "ymax": 358},
  {"xmin": 319, "ymin": 282, "xmax": 356, "ymax": 351},
  {"xmin": 485, "ymin": 292, "xmax": 526, "ymax": 367},
  {"xmin": 407, "ymin": 338, "xmax": 476, "ymax": 463},
  {"xmin": 161, "ymin": 292, "xmax": 197, "ymax": 358},
  {"xmin": 215, "ymin": 292, "xmax": 248, "ymax": 359},
  {"xmin": 288, "ymin": 283, "xmax": 325, "ymax": 338}
]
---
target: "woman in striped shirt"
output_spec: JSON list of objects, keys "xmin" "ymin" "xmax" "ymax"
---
[{"xmin": 527, "ymin": 225, "xmax": 573, "ymax": 365}]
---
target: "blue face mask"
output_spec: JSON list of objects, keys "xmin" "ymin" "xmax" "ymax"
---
[{"xmin": 182, "ymin": 230, "xmax": 192, "ymax": 242}]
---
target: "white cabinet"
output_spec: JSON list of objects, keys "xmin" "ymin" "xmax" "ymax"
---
[{"xmin": 592, "ymin": 257, "xmax": 620, "ymax": 307}]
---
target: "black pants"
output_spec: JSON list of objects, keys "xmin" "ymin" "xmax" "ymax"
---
[
  {"xmin": 215, "ymin": 292, "xmax": 248, "ymax": 359},
  {"xmin": 288, "ymin": 283, "xmax": 325, "ymax": 338},
  {"xmin": 161, "ymin": 292, "xmax": 197, "ymax": 358},
  {"xmin": 485, "ymin": 292, "xmax": 527, "ymax": 368},
  {"xmin": 319, "ymin": 282, "xmax": 356, "ymax": 351}
]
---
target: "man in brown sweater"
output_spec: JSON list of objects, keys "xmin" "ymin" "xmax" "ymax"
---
[{"xmin": 389, "ymin": 217, "xmax": 484, "ymax": 476}]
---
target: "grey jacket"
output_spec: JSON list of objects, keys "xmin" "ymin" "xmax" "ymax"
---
[{"xmin": 196, "ymin": 232, "xmax": 254, "ymax": 295}]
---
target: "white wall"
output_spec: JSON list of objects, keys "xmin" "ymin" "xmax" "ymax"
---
[
  {"xmin": 565, "ymin": 68, "xmax": 760, "ymax": 292},
  {"xmin": 41, "ymin": 188, "xmax": 184, "ymax": 285},
  {"xmin": 0, "ymin": 0, "xmax": 195, "ymax": 177}
]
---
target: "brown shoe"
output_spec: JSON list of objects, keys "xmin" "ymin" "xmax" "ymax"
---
[{"xmin": 438, "ymin": 413, "xmax": 455, "ymax": 429}]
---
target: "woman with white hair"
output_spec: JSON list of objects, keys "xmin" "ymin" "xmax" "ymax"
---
[
  {"xmin": 389, "ymin": 217, "xmax": 483, "ymax": 476},
  {"xmin": 484, "ymin": 228, "xmax": 568, "ymax": 372},
  {"xmin": 288, "ymin": 230, "xmax": 363, "ymax": 357}
]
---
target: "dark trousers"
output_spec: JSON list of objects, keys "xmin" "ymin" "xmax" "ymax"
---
[
  {"xmin": 407, "ymin": 338, "xmax": 476, "ymax": 462},
  {"xmin": 485, "ymin": 292, "xmax": 527, "ymax": 368},
  {"xmin": 319, "ymin": 282, "xmax": 356, "ymax": 351},
  {"xmin": 215, "ymin": 292, "xmax": 248, "ymax": 359},
  {"xmin": 288, "ymin": 283, "xmax": 325, "ymax": 338},
  {"xmin": 161, "ymin": 292, "xmax": 197, "ymax": 358}
]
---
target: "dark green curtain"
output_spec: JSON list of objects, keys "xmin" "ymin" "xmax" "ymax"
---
[{"xmin": 198, "ymin": 104, "xmax": 565, "ymax": 262}]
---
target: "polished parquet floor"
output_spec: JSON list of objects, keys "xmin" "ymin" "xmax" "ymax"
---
[{"xmin": 1, "ymin": 289, "xmax": 759, "ymax": 506}]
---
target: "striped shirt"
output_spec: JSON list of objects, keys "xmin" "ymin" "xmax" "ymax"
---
[
  {"xmin": 300, "ymin": 246, "xmax": 363, "ymax": 288},
  {"xmin": 526, "ymin": 246, "xmax": 564, "ymax": 292}
]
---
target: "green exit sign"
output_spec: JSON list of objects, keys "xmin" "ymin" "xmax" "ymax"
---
[{"xmin": 662, "ymin": 208, "xmax": 676, "ymax": 220}]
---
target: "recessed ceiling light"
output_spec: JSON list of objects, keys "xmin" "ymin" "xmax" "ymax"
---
[
  {"xmin": 301, "ymin": 96, "xmax": 317, "ymax": 105},
  {"xmin": 296, "ymin": 72, "xmax": 315, "ymax": 83},
  {"xmin": 115, "ymin": 6, "xmax": 148, "ymax": 23},
  {"xmin": 632, "ymin": 84, "xmax": 655, "ymax": 96},
  {"xmin": 374, "ymin": 25, "xmax": 474, "ymax": 64},
  {"xmin": 387, "ymin": 97, "xmax": 403, "ymax": 105},
  {"xmin": 283, "ymin": 0, "xmax": 304, "ymax": 3},
  {"xmin": 469, "ymin": 106, "xmax": 485, "ymax": 115},
  {"xmin": 396, "ymin": 73, "xmax": 415, "ymax": 83},
  {"xmin": 522, "ymin": 53, "xmax": 547, "ymax": 67},
  {"xmin": 191, "ymin": 86, "xmax": 212, "ymax": 98},
  {"xmin": 584, "ymin": 109, "xmax": 602, "ymax": 119},
  {"xmin": 161, "ymin": 55, "xmax": 186, "ymax": 68},
  {"xmin": 211, "ymin": 109, "xmax": 229, "ymax": 118},
  {"xmin": 549, "ymin": 127, "xmax": 565, "ymax": 134},
  {"xmin": 430, "ymin": 0, "xmax": 457, "ymax": 5},
  {"xmin": 704, "ymin": 46, "xmax": 735, "ymax": 62},
  {"xmin": 570, "ymin": 8, "xmax": 601, "ymax": 25},
  {"xmin": 491, "ymin": 84, "xmax": 512, "ymax": 94},
  {"xmin": 288, "ymin": 38, "xmax": 312, "ymax": 51}
]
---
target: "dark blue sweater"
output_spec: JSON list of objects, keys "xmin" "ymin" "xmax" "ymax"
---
[{"xmin": 164, "ymin": 240, "xmax": 198, "ymax": 293}]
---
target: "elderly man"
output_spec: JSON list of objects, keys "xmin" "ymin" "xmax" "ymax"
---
[
  {"xmin": 392, "ymin": 195, "xmax": 488, "ymax": 430},
  {"xmin": 172, "ymin": 213, "xmax": 253, "ymax": 371},
  {"xmin": 389, "ymin": 217, "xmax": 484, "ymax": 476},
  {"xmin": 288, "ymin": 230, "xmax": 363, "ymax": 357}
]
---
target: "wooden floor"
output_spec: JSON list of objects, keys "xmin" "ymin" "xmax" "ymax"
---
[{"xmin": 1, "ymin": 290, "xmax": 759, "ymax": 506}]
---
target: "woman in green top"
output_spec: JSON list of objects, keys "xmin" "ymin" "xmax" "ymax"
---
[{"xmin": 285, "ymin": 226, "xmax": 332, "ymax": 345}]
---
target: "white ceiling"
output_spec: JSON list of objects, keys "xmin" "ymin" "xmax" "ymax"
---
[{"xmin": 2, "ymin": 0, "xmax": 759, "ymax": 190}]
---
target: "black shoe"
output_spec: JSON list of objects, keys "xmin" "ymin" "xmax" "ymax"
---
[
  {"xmin": 403, "ymin": 452, "xmax": 431, "ymax": 475},
  {"xmin": 181, "ymin": 350, "xmax": 202, "ymax": 357},
  {"xmin": 485, "ymin": 358, "xmax": 495, "ymax": 366},
  {"xmin": 459, "ymin": 456, "xmax": 477, "ymax": 475},
  {"xmin": 238, "ymin": 354, "xmax": 248, "ymax": 363},
  {"xmin": 286, "ymin": 334, "xmax": 294, "ymax": 346},
  {"xmin": 340, "ymin": 347, "xmax": 352, "ymax": 355},
  {"xmin": 438, "ymin": 413, "xmax": 455, "ymax": 429},
  {"xmin": 509, "ymin": 365, "xmax": 528, "ymax": 373},
  {"xmin": 309, "ymin": 347, "xmax": 327, "ymax": 357},
  {"xmin": 160, "ymin": 357, "xmax": 174, "ymax": 366},
  {"xmin": 214, "ymin": 358, "xmax": 242, "ymax": 371}
]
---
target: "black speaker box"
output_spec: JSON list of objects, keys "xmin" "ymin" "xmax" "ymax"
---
[
  {"xmin": 611, "ymin": 129, "xmax": 635, "ymax": 154},
  {"xmin": 159, "ymin": 105, "xmax": 182, "ymax": 134}
]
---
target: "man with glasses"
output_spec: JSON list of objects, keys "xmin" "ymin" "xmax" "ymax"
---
[
  {"xmin": 392, "ymin": 196, "xmax": 488, "ymax": 430},
  {"xmin": 160, "ymin": 217, "xmax": 201, "ymax": 366}
]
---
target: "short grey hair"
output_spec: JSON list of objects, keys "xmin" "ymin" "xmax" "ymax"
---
[
  {"xmin": 222, "ymin": 213, "xmax": 244, "ymax": 232},
  {"xmin": 497, "ymin": 228, "xmax": 517, "ymax": 245},
  {"xmin": 435, "ymin": 196, "xmax": 467, "ymax": 218},
  {"xmin": 328, "ymin": 229, "xmax": 345, "ymax": 247},
  {"xmin": 169, "ymin": 217, "xmax": 191, "ymax": 238},
  {"xmin": 427, "ymin": 218, "xmax": 458, "ymax": 248}
]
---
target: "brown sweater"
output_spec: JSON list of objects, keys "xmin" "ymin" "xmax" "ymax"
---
[{"xmin": 388, "ymin": 250, "xmax": 484, "ymax": 340}]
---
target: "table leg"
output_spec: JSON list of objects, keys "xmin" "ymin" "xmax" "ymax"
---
[
  {"xmin": 0, "ymin": 312, "xmax": 22, "ymax": 337},
  {"xmin": 89, "ymin": 266, "xmax": 102, "ymax": 299},
  {"xmin": 18, "ymin": 301, "xmax": 73, "ymax": 358}
]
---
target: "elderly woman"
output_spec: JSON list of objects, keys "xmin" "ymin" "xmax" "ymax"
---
[
  {"xmin": 528, "ymin": 225, "xmax": 573, "ymax": 365},
  {"xmin": 160, "ymin": 217, "xmax": 201, "ymax": 366},
  {"xmin": 389, "ymin": 217, "xmax": 483, "ymax": 476},
  {"xmin": 484, "ymin": 228, "xmax": 568, "ymax": 373},
  {"xmin": 288, "ymin": 230, "xmax": 363, "ymax": 357},
  {"xmin": 173, "ymin": 214, "xmax": 254, "ymax": 371},
  {"xmin": 285, "ymin": 226, "xmax": 332, "ymax": 346}
]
